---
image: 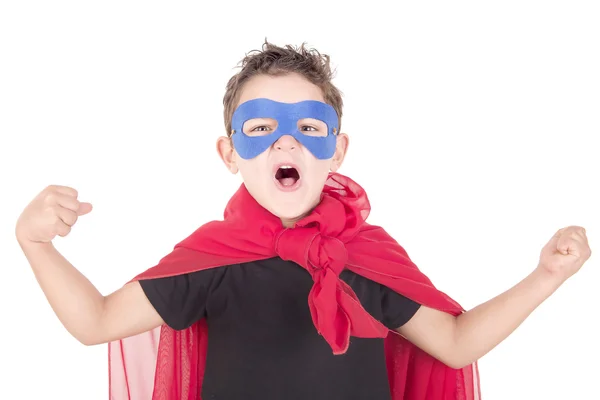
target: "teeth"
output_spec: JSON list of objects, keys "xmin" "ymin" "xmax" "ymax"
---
[{"xmin": 280, "ymin": 165, "xmax": 292, "ymax": 169}]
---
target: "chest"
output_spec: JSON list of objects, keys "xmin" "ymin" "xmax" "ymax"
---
[{"xmin": 204, "ymin": 258, "xmax": 383, "ymax": 332}]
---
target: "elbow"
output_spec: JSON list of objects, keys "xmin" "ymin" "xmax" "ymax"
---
[
  {"xmin": 77, "ymin": 332, "xmax": 109, "ymax": 346},
  {"xmin": 78, "ymin": 337, "xmax": 99, "ymax": 346},
  {"xmin": 441, "ymin": 352, "xmax": 476, "ymax": 370},
  {"xmin": 78, "ymin": 299, "xmax": 109, "ymax": 346},
  {"xmin": 442, "ymin": 321, "xmax": 476, "ymax": 369},
  {"xmin": 75, "ymin": 334, "xmax": 98, "ymax": 346},
  {"xmin": 434, "ymin": 340, "xmax": 474, "ymax": 369},
  {"xmin": 72, "ymin": 329, "xmax": 106, "ymax": 346},
  {"xmin": 446, "ymin": 359, "xmax": 472, "ymax": 370}
]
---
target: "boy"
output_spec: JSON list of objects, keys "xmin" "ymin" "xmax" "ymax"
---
[{"xmin": 16, "ymin": 41, "xmax": 591, "ymax": 400}]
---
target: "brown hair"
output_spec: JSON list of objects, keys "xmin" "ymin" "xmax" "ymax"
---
[{"xmin": 222, "ymin": 39, "xmax": 344, "ymax": 136}]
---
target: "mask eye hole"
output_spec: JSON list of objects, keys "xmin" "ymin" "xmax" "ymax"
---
[
  {"xmin": 297, "ymin": 118, "xmax": 328, "ymax": 137},
  {"xmin": 243, "ymin": 118, "xmax": 278, "ymax": 137}
]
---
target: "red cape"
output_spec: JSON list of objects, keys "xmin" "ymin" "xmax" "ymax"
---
[{"xmin": 108, "ymin": 173, "xmax": 481, "ymax": 399}]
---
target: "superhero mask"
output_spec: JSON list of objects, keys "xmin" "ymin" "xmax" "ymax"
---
[{"xmin": 230, "ymin": 98, "xmax": 339, "ymax": 160}]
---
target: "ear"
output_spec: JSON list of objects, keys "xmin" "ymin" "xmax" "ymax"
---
[
  {"xmin": 216, "ymin": 136, "xmax": 238, "ymax": 174},
  {"xmin": 330, "ymin": 132, "xmax": 349, "ymax": 172}
]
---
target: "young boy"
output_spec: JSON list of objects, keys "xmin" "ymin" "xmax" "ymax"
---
[{"xmin": 16, "ymin": 41, "xmax": 591, "ymax": 400}]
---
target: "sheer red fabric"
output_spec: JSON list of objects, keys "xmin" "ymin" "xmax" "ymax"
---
[{"xmin": 108, "ymin": 172, "xmax": 481, "ymax": 399}]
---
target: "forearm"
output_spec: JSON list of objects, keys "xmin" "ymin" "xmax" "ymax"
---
[
  {"xmin": 19, "ymin": 239, "xmax": 106, "ymax": 345},
  {"xmin": 398, "ymin": 227, "xmax": 589, "ymax": 370},
  {"xmin": 452, "ymin": 267, "xmax": 563, "ymax": 367}
]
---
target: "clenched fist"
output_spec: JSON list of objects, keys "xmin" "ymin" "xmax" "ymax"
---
[
  {"xmin": 537, "ymin": 226, "xmax": 592, "ymax": 281},
  {"xmin": 16, "ymin": 185, "xmax": 93, "ymax": 244}
]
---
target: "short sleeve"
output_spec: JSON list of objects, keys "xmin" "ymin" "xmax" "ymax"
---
[
  {"xmin": 139, "ymin": 267, "xmax": 219, "ymax": 331},
  {"xmin": 380, "ymin": 285, "xmax": 421, "ymax": 329}
]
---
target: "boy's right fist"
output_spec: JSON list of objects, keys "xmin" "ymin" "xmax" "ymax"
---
[{"xmin": 16, "ymin": 185, "xmax": 93, "ymax": 244}]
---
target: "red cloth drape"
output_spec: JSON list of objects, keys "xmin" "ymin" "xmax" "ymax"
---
[{"xmin": 108, "ymin": 172, "xmax": 481, "ymax": 399}]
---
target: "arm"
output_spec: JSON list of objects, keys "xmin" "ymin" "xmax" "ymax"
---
[
  {"xmin": 396, "ymin": 267, "xmax": 561, "ymax": 369},
  {"xmin": 396, "ymin": 226, "xmax": 591, "ymax": 369},
  {"xmin": 16, "ymin": 184, "xmax": 164, "ymax": 346},
  {"xmin": 19, "ymin": 239, "xmax": 164, "ymax": 346}
]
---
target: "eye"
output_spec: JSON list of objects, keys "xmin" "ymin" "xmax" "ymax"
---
[
  {"xmin": 242, "ymin": 118, "xmax": 278, "ymax": 136},
  {"xmin": 252, "ymin": 125, "xmax": 271, "ymax": 132},
  {"xmin": 297, "ymin": 118, "xmax": 327, "ymax": 137}
]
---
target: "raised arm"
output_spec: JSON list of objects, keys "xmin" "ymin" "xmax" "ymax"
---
[
  {"xmin": 395, "ymin": 226, "xmax": 591, "ymax": 369},
  {"xmin": 16, "ymin": 185, "xmax": 164, "ymax": 346}
]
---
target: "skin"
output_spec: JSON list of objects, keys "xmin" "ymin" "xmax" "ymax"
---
[
  {"xmin": 16, "ymin": 73, "xmax": 592, "ymax": 373},
  {"xmin": 217, "ymin": 73, "xmax": 349, "ymax": 226}
]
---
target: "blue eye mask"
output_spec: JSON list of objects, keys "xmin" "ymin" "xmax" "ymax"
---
[{"xmin": 230, "ymin": 98, "xmax": 339, "ymax": 160}]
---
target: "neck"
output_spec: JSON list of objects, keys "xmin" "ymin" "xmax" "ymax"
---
[
  {"xmin": 280, "ymin": 214, "xmax": 306, "ymax": 228},
  {"xmin": 279, "ymin": 195, "xmax": 323, "ymax": 228}
]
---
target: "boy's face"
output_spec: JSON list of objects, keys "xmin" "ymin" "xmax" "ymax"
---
[{"xmin": 217, "ymin": 73, "xmax": 349, "ymax": 227}]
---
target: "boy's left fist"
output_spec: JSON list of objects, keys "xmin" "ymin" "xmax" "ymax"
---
[{"xmin": 538, "ymin": 226, "xmax": 591, "ymax": 281}]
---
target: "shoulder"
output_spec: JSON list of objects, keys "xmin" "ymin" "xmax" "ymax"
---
[
  {"xmin": 138, "ymin": 264, "xmax": 233, "ymax": 294},
  {"xmin": 339, "ymin": 269, "xmax": 382, "ymax": 294},
  {"xmin": 340, "ymin": 269, "xmax": 421, "ymax": 329}
]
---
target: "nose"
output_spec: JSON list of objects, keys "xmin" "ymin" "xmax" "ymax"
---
[{"xmin": 274, "ymin": 135, "xmax": 298, "ymax": 153}]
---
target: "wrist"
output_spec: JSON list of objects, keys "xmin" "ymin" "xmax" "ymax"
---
[
  {"xmin": 530, "ymin": 265, "xmax": 566, "ymax": 293},
  {"xmin": 17, "ymin": 235, "xmax": 53, "ymax": 253}
]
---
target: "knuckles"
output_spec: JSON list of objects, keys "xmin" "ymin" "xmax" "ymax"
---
[
  {"xmin": 44, "ymin": 191, "xmax": 56, "ymax": 204},
  {"xmin": 44, "ymin": 185, "xmax": 79, "ymax": 198}
]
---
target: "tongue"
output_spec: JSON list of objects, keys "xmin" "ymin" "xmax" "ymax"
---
[{"xmin": 279, "ymin": 177, "xmax": 297, "ymax": 186}]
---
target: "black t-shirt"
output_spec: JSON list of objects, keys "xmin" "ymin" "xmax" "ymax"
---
[{"xmin": 139, "ymin": 256, "xmax": 421, "ymax": 400}]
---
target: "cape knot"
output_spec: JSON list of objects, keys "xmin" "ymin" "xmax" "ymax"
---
[
  {"xmin": 275, "ymin": 229, "xmax": 348, "ymax": 276},
  {"xmin": 308, "ymin": 235, "xmax": 347, "ymax": 276}
]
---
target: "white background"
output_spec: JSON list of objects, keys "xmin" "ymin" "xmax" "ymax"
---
[{"xmin": 1, "ymin": 1, "xmax": 599, "ymax": 399}]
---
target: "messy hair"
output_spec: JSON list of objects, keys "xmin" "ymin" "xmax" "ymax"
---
[{"xmin": 222, "ymin": 39, "xmax": 344, "ymax": 136}]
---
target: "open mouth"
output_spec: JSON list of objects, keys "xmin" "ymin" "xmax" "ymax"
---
[{"xmin": 274, "ymin": 165, "xmax": 301, "ymax": 188}]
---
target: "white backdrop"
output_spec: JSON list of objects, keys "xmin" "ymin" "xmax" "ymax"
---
[{"xmin": 1, "ymin": 1, "xmax": 598, "ymax": 399}]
